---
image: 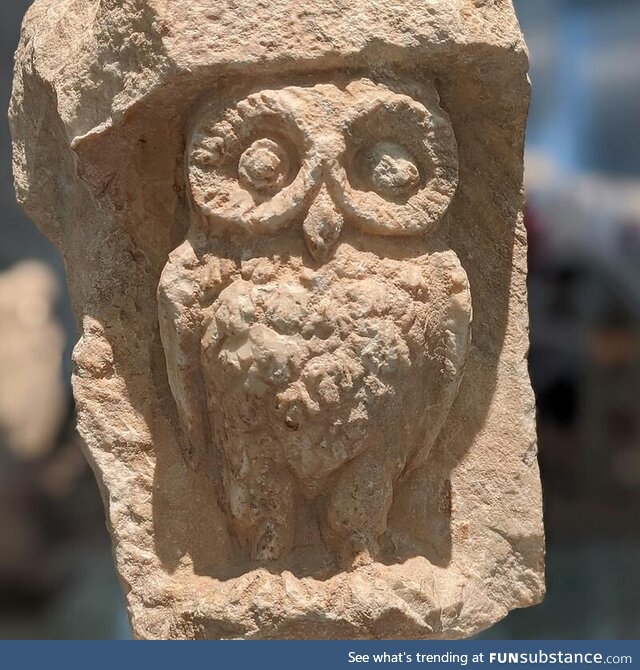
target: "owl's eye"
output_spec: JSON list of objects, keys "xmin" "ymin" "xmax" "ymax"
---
[
  {"xmin": 364, "ymin": 142, "xmax": 420, "ymax": 199},
  {"xmin": 187, "ymin": 89, "xmax": 318, "ymax": 234},
  {"xmin": 238, "ymin": 138, "xmax": 291, "ymax": 195},
  {"xmin": 344, "ymin": 99, "xmax": 430, "ymax": 205},
  {"xmin": 333, "ymin": 83, "xmax": 458, "ymax": 236}
]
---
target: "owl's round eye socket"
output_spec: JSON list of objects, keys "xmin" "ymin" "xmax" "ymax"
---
[
  {"xmin": 238, "ymin": 138, "xmax": 291, "ymax": 195},
  {"xmin": 333, "ymin": 84, "xmax": 459, "ymax": 236},
  {"xmin": 187, "ymin": 90, "xmax": 317, "ymax": 234},
  {"xmin": 365, "ymin": 142, "xmax": 421, "ymax": 199}
]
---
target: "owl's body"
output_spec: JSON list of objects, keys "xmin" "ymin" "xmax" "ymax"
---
[{"xmin": 158, "ymin": 76, "xmax": 471, "ymax": 563}]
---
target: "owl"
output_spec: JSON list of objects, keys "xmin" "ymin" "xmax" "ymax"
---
[{"xmin": 158, "ymin": 76, "xmax": 472, "ymax": 565}]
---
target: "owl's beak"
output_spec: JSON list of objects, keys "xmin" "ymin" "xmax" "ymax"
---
[{"xmin": 302, "ymin": 183, "xmax": 343, "ymax": 262}]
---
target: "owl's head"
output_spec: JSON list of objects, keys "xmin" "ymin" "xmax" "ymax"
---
[{"xmin": 187, "ymin": 77, "xmax": 459, "ymax": 260}]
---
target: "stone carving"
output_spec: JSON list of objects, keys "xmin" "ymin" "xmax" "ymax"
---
[
  {"xmin": 159, "ymin": 78, "xmax": 470, "ymax": 564},
  {"xmin": 10, "ymin": 0, "xmax": 544, "ymax": 639}
]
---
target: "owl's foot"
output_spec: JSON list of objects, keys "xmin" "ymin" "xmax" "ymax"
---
[
  {"xmin": 322, "ymin": 448, "xmax": 396, "ymax": 567},
  {"xmin": 223, "ymin": 461, "xmax": 296, "ymax": 562},
  {"xmin": 340, "ymin": 532, "xmax": 380, "ymax": 569}
]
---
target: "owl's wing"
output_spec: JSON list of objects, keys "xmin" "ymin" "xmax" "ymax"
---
[
  {"xmin": 409, "ymin": 272, "xmax": 472, "ymax": 470},
  {"xmin": 158, "ymin": 240, "xmax": 211, "ymax": 469}
]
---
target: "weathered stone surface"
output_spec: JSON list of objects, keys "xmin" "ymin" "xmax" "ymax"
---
[{"xmin": 10, "ymin": 0, "xmax": 544, "ymax": 639}]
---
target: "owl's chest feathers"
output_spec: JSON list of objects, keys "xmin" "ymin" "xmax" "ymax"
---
[{"xmin": 199, "ymin": 294, "xmax": 444, "ymax": 481}]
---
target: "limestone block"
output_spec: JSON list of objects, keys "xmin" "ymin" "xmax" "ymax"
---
[{"xmin": 10, "ymin": 0, "xmax": 544, "ymax": 639}]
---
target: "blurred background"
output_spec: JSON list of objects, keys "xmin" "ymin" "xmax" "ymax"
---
[{"xmin": 1, "ymin": 0, "xmax": 639, "ymax": 639}]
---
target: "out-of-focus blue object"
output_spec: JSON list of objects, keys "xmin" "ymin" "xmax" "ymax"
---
[{"xmin": 516, "ymin": 0, "xmax": 640, "ymax": 177}]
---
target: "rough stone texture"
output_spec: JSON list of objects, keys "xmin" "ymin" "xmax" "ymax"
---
[{"xmin": 10, "ymin": 0, "xmax": 545, "ymax": 639}]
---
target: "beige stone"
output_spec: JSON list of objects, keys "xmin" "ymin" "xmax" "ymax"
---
[{"xmin": 10, "ymin": 0, "xmax": 544, "ymax": 639}]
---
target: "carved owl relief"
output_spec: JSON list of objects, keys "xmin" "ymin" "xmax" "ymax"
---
[{"xmin": 158, "ymin": 76, "xmax": 472, "ymax": 565}]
